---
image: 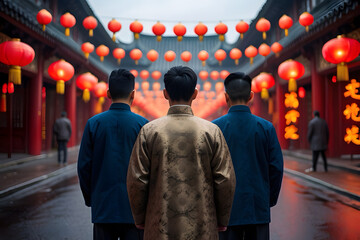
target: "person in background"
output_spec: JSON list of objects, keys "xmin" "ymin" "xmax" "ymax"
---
[
  {"xmin": 213, "ymin": 72, "xmax": 283, "ymax": 240},
  {"xmin": 78, "ymin": 69, "xmax": 148, "ymax": 240},
  {"xmin": 53, "ymin": 111, "xmax": 72, "ymax": 165}
]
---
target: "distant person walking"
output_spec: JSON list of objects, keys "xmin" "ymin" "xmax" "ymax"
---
[
  {"xmin": 306, "ymin": 110, "xmax": 329, "ymax": 172},
  {"xmin": 53, "ymin": 111, "xmax": 72, "ymax": 165}
]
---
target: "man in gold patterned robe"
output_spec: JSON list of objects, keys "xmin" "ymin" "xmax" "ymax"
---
[{"xmin": 127, "ymin": 66, "xmax": 236, "ymax": 240}]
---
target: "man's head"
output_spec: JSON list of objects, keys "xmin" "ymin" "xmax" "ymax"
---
[
  {"xmin": 224, "ymin": 72, "xmax": 253, "ymax": 105},
  {"xmin": 163, "ymin": 66, "xmax": 198, "ymax": 104},
  {"xmin": 314, "ymin": 110, "xmax": 320, "ymax": 117},
  {"xmin": 61, "ymin": 111, "xmax": 67, "ymax": 117},
  {"xmin": 108, "ymin": 69, "xmax": 135, "ymax": 101}
]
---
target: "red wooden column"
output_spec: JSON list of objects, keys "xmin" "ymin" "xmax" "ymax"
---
[
  {"xmin": 250, "ymin": 93, "xmax": 262, "ymax": 117},
  {"xmin": 28, "ymin": 49, "xmax": 43, "ymax": 155},
  {"xmin": 65, "ymin": 79, "xmax": 77, "ymax": 147},
  {"xmin": 310, "ymin": 54, "xmax": 325, "ymax": 116},
  {"xmin": 275, "ymin": 80, "xmax": 288, "ymax": 149}
]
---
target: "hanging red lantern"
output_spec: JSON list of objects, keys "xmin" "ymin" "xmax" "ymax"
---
[
  {"xmin": 229, "ymin": 48, "xmax": 242, "ymax": 65},
  {"xmin": 7, "ymin": 82, "xmax": 14, "ymax": 94},
  {"xmin": 278, "ymin": 59, "xmax": 305, "ymax": 92},
  {"xmin": 210, "ymin": 71, "xmax": 219, "ymax": 81},
  {"xmin": 199, "ymin": 71, "xmax": 209, "ymax": 81},
  {"xmin": 140, "ymin": 70, "xmax": 150, "ymax": 80},
  {"xmin": 93, "ymin": 82, "xmax": 108, "ymax": 104},
  {"xmin": 151, "ymin": 71, "xmax": 162, "ymax": 80},
  {"xmin": 0, "ymin": 39, "xmax": 35, "ymax": 85},
  {"xmin": 81, "ymin": 42, "xmax": 94, "ymax": 59},
  {"xmin": 152, "ymin": 82, "xmax": 161, "ymax": 91},
  {"xmin": 258, "ymin": 43, "xmax": 271, "ymax": 57},
  {"xmin": 1, "ymin": 83, "xmax": 6, "ymax": 112},
  {"xmin": 141, "ymin": 81, "xmax": 150, "ymax": 91},
  {"xmin": 220, "ymin": 70, "xmax": 230, "ymax": 80},
  {"xmin": 255, "ymin": 72, "xmax": 275, "ymax": 100},
  {"xmin": 173, "ymin": 23, "xmax": 186, "ymax": 41},
  {"xmin": 271, "ymin": 42, "xmax": 283, "ymax": 57},
  {"xmin": 164, "ymin": 51, "xmax": 176, "ymax": 62},
  {"xmin": 322, "ymin": 35, "xmax": 360, "ymax": 81},
  {"xmin": 152, "ymin": 21, "xmax": 166, "ymax": 41},
  {"xmin": 235, "ymin": 20, "xmax": 249, "ymax": 40},
  {"xmin": 130, "ymin": 20, "xmax": 143, "ymax": 40},
  {"xmin": 96, "ymin": 45, "xmax": 109, "ymax": 62},
  {"xmin": 256, "ymin": 18, "xmax": 271, "ymax": 40},
  {"xmin": 203, "ymin": 82, "xmax": 212, "ymax": 91},
  {"xmin": 113, "ymin": 48, "xmax": 125, "ymax": 64},
  {"xmin": 108, "ymin": 19, "xmax": 121, "ymax": 42},
  {"xmin": 147, "ymin": 49, "xmax": 159, "ymax": 62},
  {"xmin": 48, "ymin": 59, "xmax": 74, "ymax": 94},
  {"xmin": 215, "ymin": 82, "xmax": 224, "ymax": 93},
  {"xmin": 194, "ymin": 22, "xmax": 208, "ymax": 41},
  {"xmin": 332, "ymin": 75, "xmax": 337, "ymax": 83},
  {"xmin": 298, "ymin": 87, "xmax": 306, "ymax": 98},
  {"xmin": 83, "ymin": 16, "xmax": 97, "ymax": 37},
  {"xmin": 130, "ymin": 49, "xmax": 142, "ymax": 65},
  {"xmin": 76, "ymin": 72, "xmax": 98, "ymax": 102},
  {"xmin": 130, "ymin": 69, "xmax": 138, "ymax": 78},
  {"xmin": 198, "ymin": 50, "xmax": 209, "ymax": 66},
  {"xmin": 181, "ymin": 51, "xmax": 192, "ymax": 63},
  {"xmin": 299, "ymin": 12, "xmax": 314, "ymax": 32},
  {"xmin": 60, "ymin": 12, "xmax": 76, "ymax": 36},
  {"xmin": 135, "ymin": 82, "xmax": 139, "ymax": 90},
  {"xmin": 215, "ymin": 22, "xmax": 228, "ymax": 41},
  {"xmin": 36, "ymin": 9, "xmax": 52, "ymax": 31},
  {"xmin": 245, "ymin": 45, "xmax": 258, "ymax": 65},
  {"xmin": 251, "ymin": 76, "xmax": 261, "ymax": 93},
  {"xmin": 214, "ymin": 49, "xmax": 227, "ymax": 66},
  {"xmin": 279, "ymin": 14, "xmax": 293, "ymax": 37}
]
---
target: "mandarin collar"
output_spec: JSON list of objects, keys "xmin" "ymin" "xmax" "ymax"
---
[
  {"xmin": 228, "ymin": 105, "xmax": 251, "ymax": 113},
  {"xmin": 167, "ymin": 105, "xmax": 194, "ymax": 116},
  {"xmin": 109, "ymin": 103, "xmax": 131, "ymax": 111}
]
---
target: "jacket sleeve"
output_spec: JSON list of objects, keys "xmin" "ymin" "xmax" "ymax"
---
[
  {"xmin": 77, "ymin": 121, "xmax": 93, "ymax": 207},
  {"xmin": 127, "ymin": 128, "xmax": 150, "ymax": 225},
  {"xmin": 307, "ymin": 121, "xmax": 313, "ymax": 143},
  {"xmin": 67, "ymin": 119, "xmax": 72, "ymax": 138},
  {"xmin": 268, "ymin": 126, "xmax": 284, "ymax": 207},
  {"xmin": 211, "ymin": 127, "xmax": 236, "ymax": 227}
]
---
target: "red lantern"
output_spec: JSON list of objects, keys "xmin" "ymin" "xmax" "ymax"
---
[
  {"xmin": 7, "ymin": 82, "xmax": 14, "ymax": 94},
  {"xmin": 152, "ymin": 82, "xmax": 161, "ymax": 91},
  {"xmin": 198, "ymin": 50, "xmax": 209, "ymax": 67},
  {"xmin": 298, "ymin": 87, "xmax": 306, "ymax": 98},
  {"xmin": 251, "ymin": 76, "xmax": 261, "ymax": 93},
  {"xmin": 48, "ymin": 59, "xmax": 74, "ymax": 94},
  {"xmin": 140, "ymin": 70, "xmax": 150, "ymax": 80},
  {"xmin": 245, "ymin": 45, "xmax": 258, "ymax": 65},
  {"xmin": 299, "ymin": 12, "xmax": 314, "ymax": 32},
  {"xmin": 135, "ymin": 82, "xmax": 139, "ymax": 90},
  {"xmin": 271, "ymin": 42, "xmax": 283, "ymax": 57},
  {"xmin": 210, "ymin": 71, "xmax": 219, "ymax": 81},
  {"xmin": 94, "ymin": 82, "xmax": 108, "ymax": 104},
  {"xmin": 255, "ymin": 72, "xmax": 275, "ymax": 100},
  {"xmin": 151, "ymin": 71, "xmax": 162, "ymax": 80},
  {"xmin": 220, "ymin": 70, "xmax": 230, "ymax": 80},
  {"xmin": 322, "ymin": 36, "xmax": 360, "ymax": 81},
  {"xmin": 1, "ymin": 83, "xmax": 6, "ymax": 112},
  {"xmin": 164, "ymin": 51, "xmax": 176, "ymax": 62},
  {"xmin": 199, "ymin": 71, "xmax": 209, "ymax": 81},
  {"xmin": 113, "ymin": 48, "xmax": 125, "ymax": 64},
  {"xmin": 229, "ymin": 48, "xmax": 242, "ymax": 65},
  {"xmin": 0, "ymin": 39, "xmax": 35, "ymax": 85},
  {"xmin": 181, "ymin": 51, "xmax": 192, "ymax": 63},
  {"xmin": 258, "ymin": 43, "xmax": 271, "ymax": 57},
  {"xmin": 130, "ymin": 20, "xmax": 143, "ymax": 40},
  {"xmin": 147, "ymin": 49, "xmax": 159, "ymax": 62},
  {"xmin": 96, "ymin": 45, "xmax": 109, "ymax": 62},
  {"xmin": 279, "ymin": 14, "xmax": 293, "ymax": 37},
  {"xmin": 130, "ymin": 49, "xmax": 142, "ymax": 65},
  {"xmin": 81, "ymin": 42, "xmax": 94, "ymax": 59},
  {"xmin": 215, "ymin": 82, "xmax": 224, "ymax": 93},
  {"xmin": 256, "ymin": 18, "xmax": 270, "ymax": 40},
  {"xmin": 215, "ymin": 22, "xmax": 228, "ymax": 41},
  {"xmin": 214, "ymin": 49, "xmax": 227, "ymax": 66},
  {"xmin": 203, "ymin": 82, "xmax": 212, "ymax": 91},
  {"xmin": 278, "ymin": 59, "xmax": 305, "ymax": 92},
  {"xmin": 236, "ymin": 20, "xmax": 249, "ymax": 39},
  {"xmin": 194, "ymin": 22, "xmax": 208, "ymax": 41},
  {"xmin": 141, "ymin": 81, "xmax": 150, "ymax": 91},
  {"xmin": 76, "ymin": 72, "xmax": 98, "ymax": 102},
  {"xmin": 152, "ymin": 21, "xmax": 166, "ymax": 41},
  {"xmin": 60, "ymin": 12, "xmax": 76, "ymax": 36},
  {"xmin": 173, "ymin": 23, "xmax": 186, "ymax": 41},
  {"xmin": 36, "ymin": 9, "xmax": 52, "ymax": 31},
  {"xmin": 130, "ymin": 69, "xmax": 138, "ymax": 78},
  {"xmin": 108, "ymin": 19, "xmax": 121, "ymax": 42},
  {"xmin": 83, "ymin": 16, "xmax": 97, "ymax": 37}
]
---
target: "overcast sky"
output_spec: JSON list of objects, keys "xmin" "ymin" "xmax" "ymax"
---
[{"xmin": 87, "ymin": 0, "xmax": 266, "ymax": 44}]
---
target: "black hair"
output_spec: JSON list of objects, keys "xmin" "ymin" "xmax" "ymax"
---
[
  {"xmin": 314, "ymin": 110, "xmax": 320, "ymax": 117},
  {"xmin": 61, "ymin": 111, "xmax": 67, "ymax": 117},
  {"xmin": 224, "ymin": 72, "xmax": 252, "ymax": 102},
  {"xmin": 164, "ymin": 66, "xmax": 197, "ymax": 102},
  {"xmin": 108, "ymin": 69, "xmax": 135, "ymax": 100}
]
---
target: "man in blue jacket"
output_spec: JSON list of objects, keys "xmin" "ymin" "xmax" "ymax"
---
[
  {"xmin": 213, "ymin": 72, "xmax": 283, "ymax": 240},
  {"xmin": 78, "ymin": 69, "xmax": 148, "ymax": 240}
]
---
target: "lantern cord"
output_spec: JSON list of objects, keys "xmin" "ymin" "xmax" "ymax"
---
[
  {"xmin": 261, "ymin": 88, "xmax": 269, "ymax": 100},
  {"xmin": 288, "ymin": 78, "xmax": 297, "ymax": 92},
  {"xmin": 337, "ymin": 62, "xmax": 349, "ymax": 81},
  {"xmin": 56, "ymin": 80, "xmax": 65, "ymax": 94},
  {"xmin": 9, "ymin": 65, "xmax": 21, "ymax": 85}
]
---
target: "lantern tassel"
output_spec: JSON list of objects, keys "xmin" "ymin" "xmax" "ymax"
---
[
  {"xmin": 219, "ymin": 34, "xmax": 224, "ymax": 42},
  {"xmin": 134, "ymin": 33, "xmax": 139, "ymax": 40},
  {"xmin": 250, "ymin": 57, "xmax": 253, "ymax": 65},
  {"xmin": 95, "ymin": 101, "xmax": 102, "ymax": 114},
  {"xmin": 112, "ymin": 33, "xmax": 116, "ymax": 42},
  {"xmin": 42, "ymin": 25, "xmax": 46, "ymax": 31},
  {"xmin": 177, "ymin": 36, "xmax": 183, "ymax": 42},
  {"xmin": 262, "ymin": 32, "xmax": 266, "ymax": 40},
  {"xmin": 268, "ymin": 98, "xmax": 274, "ymax": 114},
  {"xmin": 240, "ymin": 33, "xmax": 244, "ymax": 40},
  {"xmin": 100, "ymin": 56, "xmax": 104, "ymax": 62},
  {"xmin": 337, "ymin": 62, "xmax": 349, "ymax": 81},
  {"xmin": 219, "ymin": 61, "xmax": 222, "ymax": 66},
  {"xmin": 202, "ymin": 61, "xmax": 206, "ymax": 67},
  {"xmin": 135, "ymin": 60, "xmax": 138, "ymax": 65},
  {"xmin": 99, "ymin": 97, "xmax": 105, "ymax": 104},
  {"xmin": 285, "ymin": 29, "xmax": 288, "ymax": 36},
  {"xmin": 89, "ymin": 29, "xmax": 93, "ymax": 37},
  {"xmin": 65, "ymin": 28, "xmax": 70, "ymax": 36},
  {"xmin": 235, "ymin": 59, "xmax": 239, "ymax": 65},
  {"xmin": 84, "ymin": 52, "xmax": 89, "ymax": 59},
  {"xmin": 9, "ymin": 65, "xmax": 21, "ymax": 85},
  {"xmin": 199, "ymin": 35, "xmax": 204, "ymax": 41},
  {"xmin": 0, "ymin": 94, "xmax": 6, "ymax": 112},
  {"xmin": 83, "ymin": 89, "xmax": 90, "ymax": 102},
  {"xmin": 288, "ymin": 78, "xmax": 297, "ymax": 92},
  {"xmin": 117, "ymin": 59, "xmax": 121, "ymax": 65},
  {"xmin": 156, "ymin": 36, "xmax": 162, "ymax": 42},
  {"xmin": 261, "ymin": 88, "xmax": 269, "ymax": 100},
  {"xmin": 56, "ymin": 80, "xmax": 65, "ymax": 94},
  {"xmin": 305, "ymin": 26, "xmax": 309, "ymax": 32}
]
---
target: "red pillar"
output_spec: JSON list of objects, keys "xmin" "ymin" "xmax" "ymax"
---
[
  {"xmin": 65, "ymin": 79, "xmax": 77, "ymax": 147},
  {"xmin": 310, "ymin": 55, "xmax": 325, "ymax": 116},
  {"xmin": 250, "ymin": 94, "xmax": 262, "ymax": 117},
  {"xmin": 276, "ymin": 80, "xmax": 288, "ymax": 149},
  {"xmin": 28, "ymin": 49, "xmax": 43, "ymax": 155}
]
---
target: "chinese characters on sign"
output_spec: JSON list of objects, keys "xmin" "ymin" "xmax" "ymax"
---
[
  {"xmin": 344, "ymin": 79, "xmax": 360, "ymax": 145},
  {"xmin": 284, "ymin": 92, "xmax": 300, "ymax": 140}
]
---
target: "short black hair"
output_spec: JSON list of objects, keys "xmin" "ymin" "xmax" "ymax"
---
[
  {"xmin": 61, "ymin": 111, "xmax": 67, "ymax": 117},
  {"xmin": 224, "ymin": 72, "xmax": 252, "ymax": 102},
  {"xmin": 164, "ymin": 66, "xmax": 197, "ymax": 102},
  {"xmin": 108, "ymin": 69, "xmax": 135, "ymax": 100},
  {"xmin": 314, "ymin": 110, "xmax": 320, "ymax": 117}
]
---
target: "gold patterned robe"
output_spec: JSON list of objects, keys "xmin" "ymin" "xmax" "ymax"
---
[{"xmin": 127, "ymin": 105, "xmax": 236, "ymax": 240}]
